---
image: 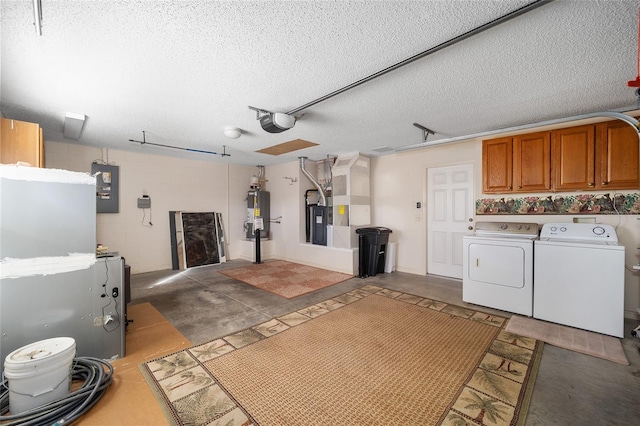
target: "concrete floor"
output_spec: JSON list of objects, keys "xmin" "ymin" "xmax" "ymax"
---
[{"xmin": 130, "ymin": 259, "xmax": 640, "ymax": 425}]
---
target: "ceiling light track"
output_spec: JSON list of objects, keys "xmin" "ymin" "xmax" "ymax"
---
[
  {"xmin": 129, "ymin": 131, "xmax": 230, "ymax": 157},
  {"xmin": 285, "ymin": 0, "xmax": 553, "ymax": 116}
]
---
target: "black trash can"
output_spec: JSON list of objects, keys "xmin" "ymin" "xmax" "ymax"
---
[{"xmin": 356, "ymin": 227, "xmax": 392, "ymax": 278}]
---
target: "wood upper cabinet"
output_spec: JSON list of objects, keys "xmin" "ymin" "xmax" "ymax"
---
[
  {"xmin": 0, "ymin": 118, "xmax": 44, "ymax": 167},
  {"xmin": 551, "ymin": 124, "xmax": 595, "ymax": 191},
  {"xmin": 596, "ymin": 120, "xmax": 639, "ymax": 190},
  {"xmin": 552, "ymin": 122, "xmax": 639, "ymax": 191},
  {"xmin": 482, "ymin": 132, "xmax": 550, "ymax": 194},
  {"xmin": 482, "ymin": 137, "xmax": 512, "ymax": 193},
  {"xmin": 513, "ymin": 131, "xmax": 551, "ymax": 192}
]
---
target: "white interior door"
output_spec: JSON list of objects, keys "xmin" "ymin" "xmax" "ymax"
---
[{"xmin": 427, "ymin": 164, "xmax": 474, "ymax": 278}]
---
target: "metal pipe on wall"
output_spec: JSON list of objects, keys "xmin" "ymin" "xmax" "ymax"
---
[
  {"xmin": 395, "ymin": 111, "xmax": 640, "ymax": 152},
  {"xmin": 299, "ymin": 157, "xmax": 327, "ymax": 206}
]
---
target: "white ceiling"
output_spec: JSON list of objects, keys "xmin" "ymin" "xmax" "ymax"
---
[{"xmin": 1, "ymin": 0, "xmax": 639, "ymax": 166}]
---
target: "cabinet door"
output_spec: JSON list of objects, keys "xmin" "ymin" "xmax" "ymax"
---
[
  {"xmin": 513, "ymin": 131, "xmax": 551, "ymax": 192},
  {"xmin": 551, "ymin": 124, "xmax": 595, "ymax": 191},
  {"xmin": 596, "ymin": 120, "xmax": 639, "ymax": 190},
  {"xmin": 482, "ymin": 137, "xmax": 512, "ymax": 193},
  {"xmin": 0, "ymin": 118, "xmax": 42, "ymax": 167}
]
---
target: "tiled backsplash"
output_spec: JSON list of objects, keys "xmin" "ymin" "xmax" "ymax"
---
[{"xmin": 476, "ymin": 193, "xmax": 640, "ymax": 215}]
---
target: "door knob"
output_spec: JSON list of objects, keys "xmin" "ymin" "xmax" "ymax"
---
[
  {"xmin": 468, "ymin": 226, "xmax": 473, "ymax": 230},
  {"xmin": 468, "ymin": 218, "xmax": 474, "ymax": 222}
]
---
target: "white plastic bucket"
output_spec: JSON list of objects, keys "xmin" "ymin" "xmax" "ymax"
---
[{"xmin": 3, "ymin": 337, "xmax": 76, "ymax": 414}]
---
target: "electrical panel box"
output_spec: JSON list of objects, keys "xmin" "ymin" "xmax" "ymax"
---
[
  {"xmin": 91, "ymin": 163, "xmax": 119, "ymax": 213},
  {"xmin": 137, "ymin": 196, "xmax": 151, "ymax": 208}
]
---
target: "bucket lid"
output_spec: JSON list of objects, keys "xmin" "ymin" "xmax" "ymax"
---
[{"xmin": 4, "ymin": 337, "xmax": 75, "ymax": 367}]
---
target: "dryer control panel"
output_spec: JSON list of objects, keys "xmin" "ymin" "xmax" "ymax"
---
[{"xmin": 539, "ymin": 223, "xmax": 618, "ymax": 244}]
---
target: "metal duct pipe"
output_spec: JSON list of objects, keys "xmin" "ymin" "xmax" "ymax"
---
[
  {"xmin": 299, "ymin": 157, "xmax": 327, "ymax": 206},
  {"xmin": 396, "ymin": 111, "xmax": 640, "ymax": 152}
]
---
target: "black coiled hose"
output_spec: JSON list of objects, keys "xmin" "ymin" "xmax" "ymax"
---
[{"xmin": 0, "ymin": 357, "xmax": 113, "ymax": 426}]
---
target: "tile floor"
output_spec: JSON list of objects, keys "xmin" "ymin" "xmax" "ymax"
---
[{"xmin": 114, "ymin": 260, "xmax": 640, "ymax": 424}]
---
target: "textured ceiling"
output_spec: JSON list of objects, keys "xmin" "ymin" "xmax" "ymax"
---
[{"xmin": 1, "ymin": 0, "xmax": 639, "ymax": 166}]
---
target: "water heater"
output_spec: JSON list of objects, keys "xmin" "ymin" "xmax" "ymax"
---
[{"xmin": 245, "ymin": 189, "xmax": 270, "ymax": 239}]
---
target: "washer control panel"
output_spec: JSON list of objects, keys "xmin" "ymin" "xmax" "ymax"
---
[{"xmin": 539, "ymin": 223, "xmax": 618, "ymax": 244}]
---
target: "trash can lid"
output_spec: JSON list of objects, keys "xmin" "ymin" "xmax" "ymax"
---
[{"xmin": 356, "ymin": 227, "xmax": 392, "ymax": 234}]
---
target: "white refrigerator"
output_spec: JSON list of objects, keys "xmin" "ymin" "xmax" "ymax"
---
[{"xmin": 0, "ymin": 166, "xmax": 125, "ymax": 374}]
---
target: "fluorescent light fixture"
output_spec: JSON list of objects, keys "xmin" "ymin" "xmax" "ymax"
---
[{"xmin": 63, "ymin": 112, "xmax": 86, "ymax": 140}]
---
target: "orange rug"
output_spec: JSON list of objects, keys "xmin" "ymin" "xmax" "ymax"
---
[{"xmin": 218, "ymin": 260, "xmax": 353, "ymax": 298}]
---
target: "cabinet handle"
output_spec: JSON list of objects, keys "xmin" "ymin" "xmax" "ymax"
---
[
  {"xmin": 507, "ymin": 186, "xmax": 512, "ymax": 190},
  {"xmin": 517, "ymin": 186, "xmax": 522, "ymax": 189},
  {"xmin": 468, "ymin": 226, "xmax": 473, "ymax": 230},
  {"xmin": 588, "ymin": 182, "xmax": 595, "ymax": 187},
  {"xmin": 601, "ymin": 181, "xmax": 609, "ymax": 186}
]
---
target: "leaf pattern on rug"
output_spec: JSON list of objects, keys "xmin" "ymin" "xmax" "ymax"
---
[
  {"xmin": 417, "ymin": 298, "xmax": 447, "ymax": 311},
  {"xmin": 160, "ymin": 366, "xmax": 215, "ymax": 402},
  {"xmin": 253, "ymin": 319, "xmax": 289, "ymax": 337},
  {"xmin": 479, "ymin": 353, "xmax": 528, "ymax": 383},
  {"xmin": 489, "ymin": 340, "xmax": 533, "ymax": 364},
  {"xmin": 496, "ymin": 330, "xmax": 536, "ymax": 350},
  {"xmin": 224, "ymin": 329, "xmax": 265, "ymax": 349},
  {"xmin": 470, "ymin": 312, "xmax": 505, "ymax": 327},
  {"xmin": 189, "ymin": 339, "xmax": 235, "ymax": 363},
  {"xmin": 297, "ymin": 304, "xmax": 330, "ymax": 318},
  {"xmin": 278, "ymin": 311, "xmax": 312, "ymax": 326},
  {"xmin": 376, "ymin": 288, "xmax": 403, "ymax": 298},
  {"xmin": 172, "ymin": 384, "xmax": 239, "ymax": 425},
  {"xmin": 396, "ymin": 293, "xmax": 425, "ymax": 304},
  {"xmin": 455, "ymin": 387, "xmax": 512, "ymax": 425},
  {"xmin": 148, "ymin": 351, "xmax": 197, "ymax": 380},
  {"xmin": 441, "ymin": 305, "xmax": 475, "ymax": 318},
  {"xmin": 467, "ymin": 369, "xmax": 521, "ymax": 406}
]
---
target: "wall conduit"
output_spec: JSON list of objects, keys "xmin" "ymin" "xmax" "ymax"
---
[
  {"xmin": 299, "ymin": 157, "xmax": 327, "ymax": 206},
  {"xmin": 395, "ymin": 111, "xmax": 640, "ymax": 152}
]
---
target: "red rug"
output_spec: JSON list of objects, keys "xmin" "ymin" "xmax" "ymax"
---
[{"xmin": 218, "ymin": 260, "xmax": 353, "ymax": 299}]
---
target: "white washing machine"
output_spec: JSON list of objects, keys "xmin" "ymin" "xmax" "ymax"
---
[
  {"xmin": 463, "ymin": 222, "xmax": 539, "ymax": 316},
  {"xmin": 534, "ymin": 223, "xmax": 625, "ymax": 337}
]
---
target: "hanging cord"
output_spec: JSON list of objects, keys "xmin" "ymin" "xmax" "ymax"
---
[{"xmin": 0, "ymin": 357, "xmax": 114, "ymax": 425}]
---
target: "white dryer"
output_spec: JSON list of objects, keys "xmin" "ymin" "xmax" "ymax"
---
[
  {"xmin": 534, "ymin": 223, "xmax": 625, "ymax": 337},
  {"xmin": 463, "ymin": 222, "xmax": 539, "ymax": 316}
]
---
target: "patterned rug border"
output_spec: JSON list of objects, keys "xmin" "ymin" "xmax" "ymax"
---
[{"xmin": 139, "ymin": 285, "xmax": 544, "ymax": 426}]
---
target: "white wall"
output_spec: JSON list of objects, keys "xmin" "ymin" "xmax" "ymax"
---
[
  {"xmin": 371, "ymin": 140, "xmax": 480, "ymax": 275},
  {"xmin": 371, "ymin": 136, "xmax": 640, "ymax": 319},
  {"xmin": 45, "ymin": 140, "xmax": 255, "ymax": 273}
]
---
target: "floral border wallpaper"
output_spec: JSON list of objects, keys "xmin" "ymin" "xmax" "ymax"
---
[{"xmin": 476, "ymin": 193, "xmax": 640, "ymax": 215}]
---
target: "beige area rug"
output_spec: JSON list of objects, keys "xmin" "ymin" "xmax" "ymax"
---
[
  {"xmin": 505, "ymin": 315, "xmax": 629, "ymax": 365},
  {"xmin": 217, "ymin": 260, "xmax": 353, "ymax": 299},
  {"xmin": 140, "ymin": 286, "xmax": 543, "ymax": 426}
]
